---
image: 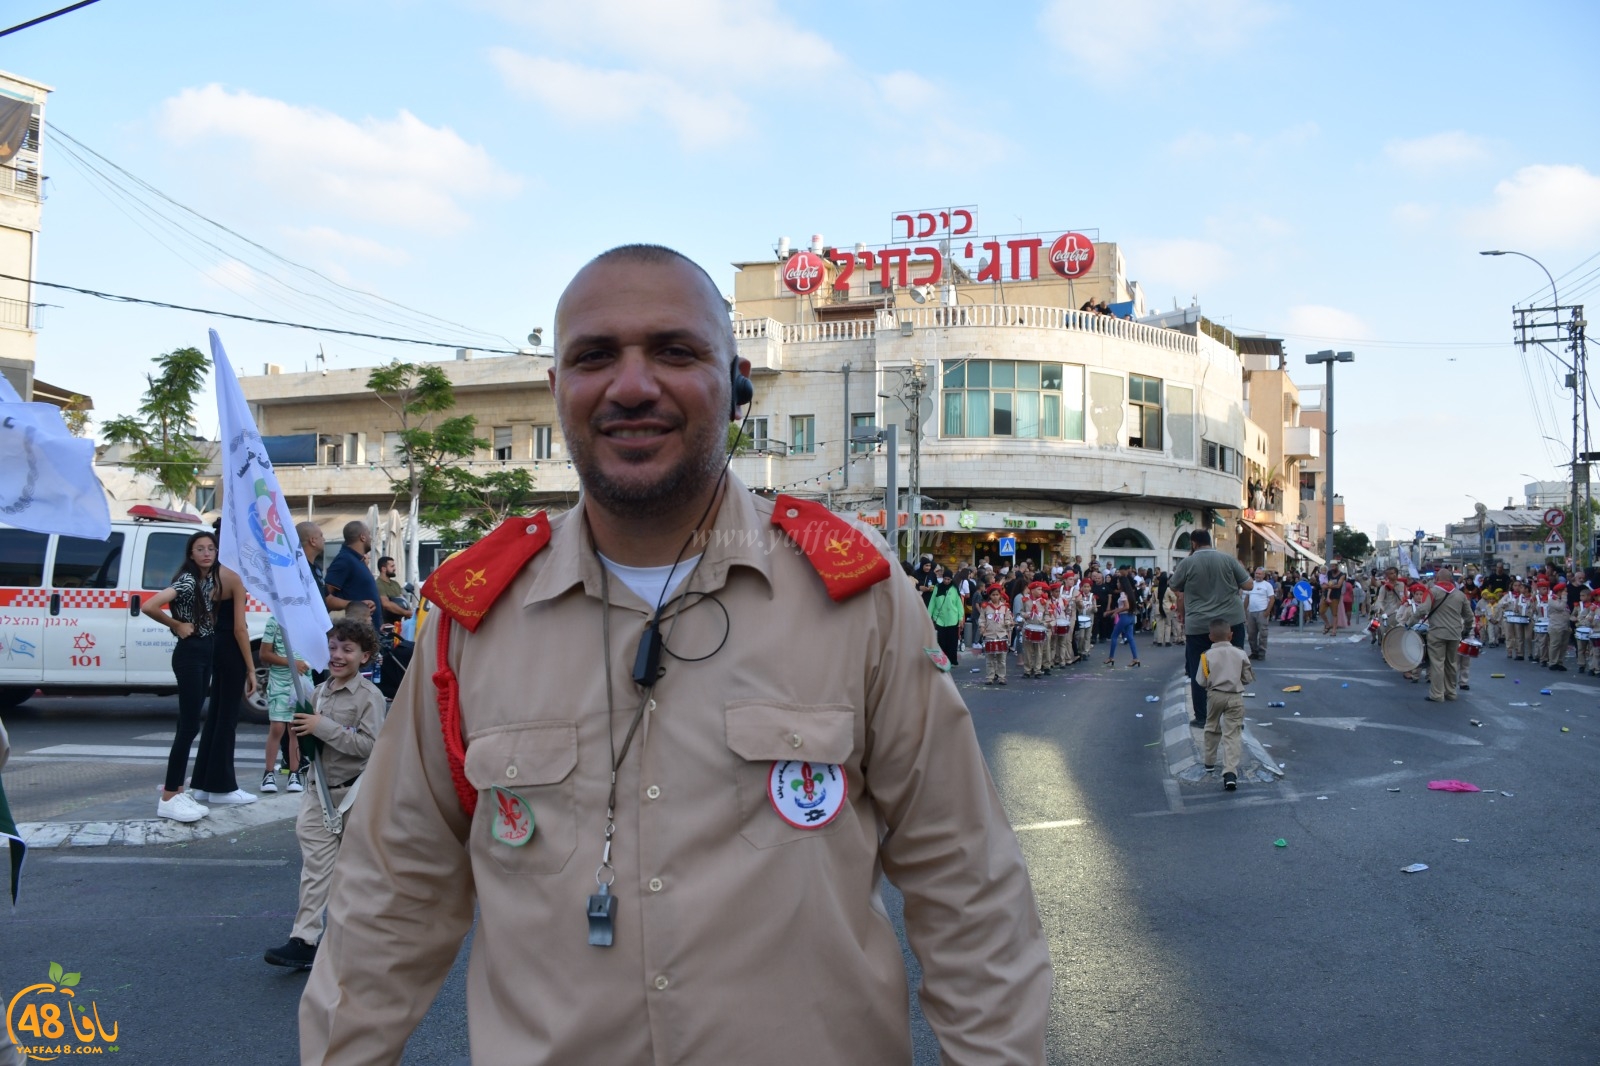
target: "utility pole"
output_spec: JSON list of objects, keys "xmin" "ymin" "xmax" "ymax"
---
[
  {"xmin": 1306, "ymin": 350, "xmax": 1353, "ymax": 561},
  {"xmin": 841, "ymin": 362, "xmax": 851, "ymax": 489},
  {"xmin": 1484, "ymin": 250, "xmax": 1587, "ymax": 566},
  {"xmin": 907, "ymin": 362, "xmax": 925, "ymax": 561}
]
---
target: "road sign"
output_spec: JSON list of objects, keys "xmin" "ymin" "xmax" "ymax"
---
[
  {"xmin": 998, "ymin": 536, "xmax": 1016, "ymax": 557},
  {"xmin": 1546, "ymin": 538, "xmax": 1566, "ymax": 557},
  {"xmin": 1544, "ymin": 508, "xmax": 1565, "ymax": 529}
]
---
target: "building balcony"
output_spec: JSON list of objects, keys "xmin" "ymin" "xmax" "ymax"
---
[
  {"xmin": 268, "ymin": 459, "xmax": 583, "ymax": 501},
  {"xmin": 1283, "ymin": 425, "xmax": 1320, "ymax": 460}
]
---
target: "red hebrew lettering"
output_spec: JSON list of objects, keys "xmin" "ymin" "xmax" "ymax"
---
[
  {"xmin": 916, "ymin": 212, "xmax": 937, "ymax": 238},
  {"xmin": 911, "ymin": 246, "xmax": 943, "ymax": 286},
  {"xmin": 976, "ymin": 240, "xmax": 1002, "ymax": 282},
  {"xmin": 952, "ymin": 209, "xmax": 975, "ymax": 235},
  {"xmin": 1008, "ymin": 238, "xmax": 1044, "ymax": 281},
  {"xmin": 858, "ymin": 250, "xmax": 877, "ymax": 272},
  {"xmin": 879, "ymin": 247, "xmax": 911, "ymax": 289},
  {"xmin": 894, "ymin": 214, "xmax": 915, "ymax": 240},
  {"xmin": 827, "ymin": 250, "xmax": 856, "ymax": 293},
  {"xmin": 939, "ymin": 211, "xmax": 950, "ymax": 231}
]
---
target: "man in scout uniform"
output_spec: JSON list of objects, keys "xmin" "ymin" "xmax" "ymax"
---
[
  {"xmin": 1423, "ymin": 565, "xmax": 1469, "ymax": 702},
  {"xmin": 1374, "ymin": 566, "xmax": 1407, "ymax": 644},
  {"xmin": 301, "ymin": 246, "xmax": 1052, "ymax": 1064}
]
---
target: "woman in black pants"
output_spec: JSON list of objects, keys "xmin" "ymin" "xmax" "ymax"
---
[
  {"xmin": 191, "ymin": 523, "xmax": 257, "ymax": 807},
  {"xmin": 142, "ymin": 530, "xmax": 222, "ymax": 822}
]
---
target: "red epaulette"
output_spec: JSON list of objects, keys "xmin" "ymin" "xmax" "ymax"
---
[
  {"xmin": 770, "ymin": 494, "xmax": 892, "ymax": 602},
  {"xmin": 421, "ymin": 514, "xmax": 551, "ymax": 817}
]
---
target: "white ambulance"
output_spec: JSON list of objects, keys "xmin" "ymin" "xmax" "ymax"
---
[{"xmin": 0, "ymin": 506, "xmax": 271, "ymax": 717}]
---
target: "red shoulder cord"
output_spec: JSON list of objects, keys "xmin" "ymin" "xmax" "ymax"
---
[{"xmin": 432, "ymin": 618, "xmax": 477, "ymax": 817}]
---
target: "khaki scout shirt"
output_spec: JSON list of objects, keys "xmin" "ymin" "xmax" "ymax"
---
[
  {"xmin": 1425, "ymin": 583, "xmax": 1469, "ymax": 636},
  {"xmin": 307, "ymin": 674, "xmax": 386, "ymax": 788},
  {"xmin": 302, "ymin": 475, "xmax": 1052, "ymax": 1065},
  {"xmin": 1199, "ymin": 642, "xmax": 1254, "ymax": 694}
]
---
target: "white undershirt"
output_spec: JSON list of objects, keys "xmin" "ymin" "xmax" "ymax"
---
[{"xmin": 598, "ymin": 552, "xmax": 702, "ymax": 610}]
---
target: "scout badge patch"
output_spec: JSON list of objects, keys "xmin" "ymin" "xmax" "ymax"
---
[
  {"xmin": 924, "ymin": 646, "xmax": 952, "ymax": 672},
  {"xmin": 490, "ymin": 786, "xmax": 535, "ymax": 846},
  {"xmin": 767, "ymin": 760, "xmax": 847, "ymax": 829}
]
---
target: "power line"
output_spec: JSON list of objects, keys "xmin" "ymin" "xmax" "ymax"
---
[
  {"xmin": 0, "ymin": 269, "xmax": 526, "ymax": 354},
  {"xmin": 0, "ymin": 0, "xmax": 102, "ymax": 39},
  {"xmin": 45, "ymin": 122, "xmax": 517, "ymax": 348}
]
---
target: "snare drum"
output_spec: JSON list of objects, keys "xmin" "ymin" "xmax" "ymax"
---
[
  {"xmin": 1053, "ymin": 623, "xmax": 1072, "ymax": 636},
  {"xmin": 1367, "ymin": 617, "xmax": 1382, "ymax": 633},
  {"xmin": 1023, "ymin": 624, "xmax": 1048, "ymax": 643},
  {"xmin": 1076, "ymin": 614, "xmax": 1093, "ymax": 628},
  {"xmin": 1578, "ymin": 627, "xmax": 1593, "ymax": 641},
  {"xmin": 983, "ymin": 638, "xmax": 1008, "ymax": 655},
  {"xmin": 1505, "ymin": 614, "xmax": 1530, "ymax": 625},
  {"xmin": 1457, "ymin": 638, "xmax": 1483, "ymax": 658},
  {"xmin": 1534, "ymin": 620, "xmax": 1550, "ymax": 634}
]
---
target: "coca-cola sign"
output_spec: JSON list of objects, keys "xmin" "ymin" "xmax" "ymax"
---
[
  {"xmin": 781, "ymin": 251, "xmax": 827, "ymax": 295},
  {"xmin": 1048, "ymin": 232, "xmax": 1095, "ymax": 279}
]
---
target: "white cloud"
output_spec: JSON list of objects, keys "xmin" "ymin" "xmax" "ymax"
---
[
  {"xmin": 483, "ymin": 0, "xmax": 842, "ymax": 148},
  {"xmin": 1167, "ymin": 122, "xmax": 1318, "ymax": 160},
  {"xmin": 1467, "ymin": 163, "xmax": 1600, "ymax": 249},
  {"xmin": 1385, "ymin": 131, "xmax": 1491, "ymax": 171},
  {"xmin": 1391, "ymin": 202, "xmax": 1437, "ymax": 228},
  {"xmin": 1125, "ymin": 238, "xmax": 1234, "ymax": 293},
  {"xmin": 1284, "ymin": 304, "xmax": 1372, "ymax": 342},
  {"xmin": 281, "ymin": 226, "xmax": 412, "ymax": 266},
  {"xmin": 1039, "ymin": 0, "xmax": 1279, "ymax": 81},
  {"xmin": 481, "ymin": 0, "xmax": 840, "ymax": 79},
  {"xmin": 491, "ymin": 50, "xmax": 749, "ymax": 149},
  {"xmin": 160, "ymin": 85, "xmax": 520, "ymax": 235}
]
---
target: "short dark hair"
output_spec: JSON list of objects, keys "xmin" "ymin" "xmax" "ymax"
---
[
  {"xmin": 330, "ymin": 618, "xmax": 378, "ymax": 659},
  {"xmin": 377, "ymin": 556, "xmax": 394, "ymax": 569},
  {"xmin": 1190, "ymin": 529, "xmax": 1212, "ymax": 548},
  {"xmin": 1208, "ymin": 619, "xmax": 1230, "ymax": 641},
  {"xmin": 342, "ymin": 520, "xmax": 367, "ymax": 545}
]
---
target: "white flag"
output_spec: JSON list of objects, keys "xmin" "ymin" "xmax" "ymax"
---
[
  {"xmin": 0, "ymin": 385, "xmax": 112, "ymax": 540},
  {"xmin": 211, "ymin": 330, "xmax": 331, "ymax": 670}
]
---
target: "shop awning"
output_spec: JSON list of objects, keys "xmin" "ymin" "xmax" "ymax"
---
[
  {"xmin": 1285, "ymin": 539, "xmax": 1325, "ymax": 567},
  {"xmin": 1240, "ymin": 519, "xmax": 1287, "ymax": 551}
]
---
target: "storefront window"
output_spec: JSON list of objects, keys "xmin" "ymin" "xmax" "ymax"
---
[{"xmin": 940, "ymin": 359, "xmax": 1083, "ymax": 441}]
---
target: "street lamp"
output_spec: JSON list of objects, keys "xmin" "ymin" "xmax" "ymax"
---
[
  {"xmin": 851, "ymin": 423, "xmax": 899, "ymax": 559},
  {"xmin": 1305, "ymin": 350, "xmax": 1354, "ymax": 562}
]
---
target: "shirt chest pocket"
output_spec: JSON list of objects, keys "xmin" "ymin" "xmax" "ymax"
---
[
  {"xmin": 464, "ymin": 722, "xmax": 578, "ymax": 875},
  {"xmin": 724, "ymin": 702, "xmax": 856, "ymax": 850}
]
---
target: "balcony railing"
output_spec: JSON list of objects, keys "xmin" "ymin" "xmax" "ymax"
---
[
  {"xmin": 0, "ymin": 159, "xmax": 42, "ymax": 201},
  {"xmin": 0, "ymin": 295, "xmax": 31, "ymax": 329},
  {"xmin": 732, "ymin": 317, "xmax": 878, "ymax": 343},
  {"xmin": 879, "ymin": 304, "xmax": 1201, "ymax": 355}
]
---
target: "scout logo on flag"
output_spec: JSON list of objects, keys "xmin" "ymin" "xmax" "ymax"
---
[
  {"xmin": 490, "ymin": 786, "xmax": 535, "ymax": 846},
  {"xmin": 770, "ymin": 495, "xmax": 890, "ymax": 602},
  {"xmin": 767, "ymin": 760, "xmax": 847, "ymax": 830},
  {"xmin": 924, "ymin": 647, "xmax": 952, "ymax": 672}
]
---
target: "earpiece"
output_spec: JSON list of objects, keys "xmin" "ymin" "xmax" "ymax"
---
[{"xmin": 729, "ymin": 359, "xmax": 754, "ymax": 418}]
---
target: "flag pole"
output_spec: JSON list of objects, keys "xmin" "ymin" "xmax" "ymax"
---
[{"xmin": 278, "ymin": 624, "xmax": 341, "ymax": 835}]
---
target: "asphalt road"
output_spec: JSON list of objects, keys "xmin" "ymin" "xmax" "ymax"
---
[{"xmin": 2, "ymin": 625, "xmax": 1597, "ymax": 1064}]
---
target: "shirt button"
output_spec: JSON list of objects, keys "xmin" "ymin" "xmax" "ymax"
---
[
  {"xmin": 789, "ymin": 732, "xmax": 803, "ymax": 749},
  {"xmin": 646, "ymin": 785, "xmax": 661, "ymax": 800},
  {"xmin": 505, "ymin": 766, "xmax": 518, "ymax": 780},
  {"xmin": 654, "ymin": 975, "xmax": 670, "ymax": 991},
  {"xmin": 649, "ymin": 878, "xmax": 663, "ymax": 892}
]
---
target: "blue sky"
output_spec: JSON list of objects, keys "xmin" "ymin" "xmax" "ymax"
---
[{"xmin": 14, "ymin": 0, "xmax": 1600, "ymax": 537}]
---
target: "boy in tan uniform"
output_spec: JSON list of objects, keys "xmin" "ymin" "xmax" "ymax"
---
[
  {"xmin": 979, "ymin": 584, "xmax": 1013, "ymax": 685},
  {"xmin": 1200, "ymin": 618, "xmax": 1254, "ymax": 791},
  {"xmin": 265, "ymin": 619, "xmax": 386, "ymax": 970}
]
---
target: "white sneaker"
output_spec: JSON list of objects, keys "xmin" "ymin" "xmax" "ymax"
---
[
  {"xmin": 157, "ymin": 793, "xmax": 207, "ymax": 822},
  {"xmin": 190, "ymin": 789, "xmax": 209, "ymax": 803},
  {"xmin": 205, "ymin": 788, "xmax": 258, "ymax": 806}
]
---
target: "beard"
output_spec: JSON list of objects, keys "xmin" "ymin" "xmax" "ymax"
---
[{"xmin": 564, "ymin": 404, "xmax": 730, "ymax": 520}]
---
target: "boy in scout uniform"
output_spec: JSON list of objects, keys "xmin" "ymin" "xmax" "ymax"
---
[
  {"xmin": 265, "ymin": 620, "xmax": 385, "ymax": 970},
  {"xmin": 300, "ymin": 246, "xmax": 1051, "ymax": 1065}
]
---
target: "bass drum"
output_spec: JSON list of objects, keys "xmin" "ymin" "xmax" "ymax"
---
[{"xmin": 1382, "ymin": 626, "xmax": 1425, "ymax": 672}]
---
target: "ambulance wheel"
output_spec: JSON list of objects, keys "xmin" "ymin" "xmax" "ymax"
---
[
  {"xmin": 0, "ymin": 686, "xmax": 33, "ymax": 710},
  {"xmin": 241, "ymin": 640, "xmax": 270, "ymax": 724}
]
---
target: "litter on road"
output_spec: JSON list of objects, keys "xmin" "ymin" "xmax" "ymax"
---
[
  {"xmin": 1144, "ymin": 695, "xmax": 1160, "ymax": 703},
  {"xmin": 1490, "ymin": 673, "xmax": 1505, "ymax": 678},
  {"xmin": 1387, "ymin": 787, "xmax": 1402, "ymax": 792},
  {"xmin": 1135, "ymin": 713, "xmax": 1143, "ymax": 718},
  {"xmin": 1501, "ymin": 791, "xmax": 1514, "ymax": 797},
  {"xmin": 1469, "ymin": 719, "xmax": 1483, "ymax": 727},
  {"xmin": 1267, "ymin": 701, "xmax": 1286, "ymax": 708},
  {"xmin": 1273, "ymin": 839, "xmax": 1287, "ymax": 848},
  {"xmin": 1282, "ymin": 685, "xmax": 1303, "ymax": 693},
  {"xmin": 1453, "ymin": 838, "xmax": 1470, "ymax": 843},
  {"xmin": 1561, "ymin": 726, "xmax": 1571, "ymax": 733},
  {"xmin": 1401, "ymin": 863, "xmax": 1429, "ymax": 874},
  {"xmin": 1540, "ymin": 688, "xmax": 1553, "ymax": 695},
  {"xmin": 1428, "ymin": 780, "xmax": 1481, "ymax": 792},
  {"xmin": 1509, "ymin": 702, "xmax": 1531, "ymax": 707}
]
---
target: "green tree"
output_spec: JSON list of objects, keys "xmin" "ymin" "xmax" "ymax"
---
[
  {"xmin": 1333, "ymin": 527, "xmax": 1373, "ymax": 562},
  {"xmin": 60, "ymin": 394, "xmax": 92, "ymax": 437},
  {"xmin": 101, "ymin": 346, "xmax": 209, "ymax": 503},
  {"xmin": 368, "ymin": 361, "xmax": 486, "ymax": 578},
  {"xmin": 422, "ymin": 466, "xmax": 539, "ymax": 546}
]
